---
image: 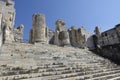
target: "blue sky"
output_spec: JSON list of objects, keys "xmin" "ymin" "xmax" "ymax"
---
[{"xmin": 14, "ymin": 0, "xmax": 120, "ymax": 40}]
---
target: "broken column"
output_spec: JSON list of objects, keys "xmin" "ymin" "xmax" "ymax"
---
[
  {"xmin": 68, "ymin": 26, "xmax": 86, "ymax": 48},
  {"xmin": 13, "ymin": 24, "xmax": 24, "ymax": 42},
  {"xmin": 68, "ymin": 26, "xmax": 77, "ymax": 47},
  {"xmin": 93, "ymin": 26, "xmax": 101, "ymax": 48},
  {"xmin": 94, "ymin": 26, "xmax": 101, "ymax": 37},
  {"xmin": 29, "ymin": 14, "xmax": 48, "ymax": 44},
  {"xmin": 54, "ymin": 19, "xmax": 70, "ymax": 46}
]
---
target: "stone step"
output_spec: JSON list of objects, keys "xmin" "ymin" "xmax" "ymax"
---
[
  {"xmin": 20, "ymin": 67, "xmax": 120, "ymax": 80},
  {"xmin": 108, "ymin": 76, "xmax": 120, "ymax": 80},
  {"xmin": 1, "ymin": 43, "xmax": 119, "ymax": 80},
  {"xmin": 57, "ymin": 68, "xmax": 120, "ymax": 80},
  {"xmin": 0, "ymin": 65, "xmax": 114, "ymax": 80},
  {"xmin": 87, "ymin": 73, "xmax": 120, "ymax": 80},
  {"xmin": 0, "ymin": 63, "xmax": 111, "ymax": 77}
]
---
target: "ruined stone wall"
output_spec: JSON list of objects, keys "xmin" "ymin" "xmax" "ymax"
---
[
  {"xmin": 68, "ymin": 26, "xmax": 94, "ymax": 49},
  {"xmin": 116, "ymin": 25, "xmax": 120, "ymax": 35},
  {"xmin": 78, "ymin": 27, "xmax": 94, "ymax": 49},
  {"xmin": 101, "ymin": 29, "xmax": 119, "ymax": 46},
  {"xmin": 93, "ymin": 24, "xmax": 120, "ymax": 64},
  {"xmin": 94, "ymin": 26, "xmax": 120, "ymax": 47},
  {"xmin": 28, "ymin": 16, "xmax": 95, "ymax": 49},
  {"xmin": 85, "ymin": 32, "xmax": 94, "ymax": 49}
]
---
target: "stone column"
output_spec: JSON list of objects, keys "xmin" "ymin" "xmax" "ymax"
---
[
  {"xmin": 60, "ymin": 31, "xmax": 70, "ymax": 46},
  {"xmin": 94, "ymin": 26, "xmax": 101, "ymax": 37},
  {"xmin": 32, "ymin": 14, "xmax": 47, "ymax": 43},
  {"xmin": 68, "ymin": 26, "xmax": 77, "ymax": 47},
  {"xmin": 54, "ymin": 30, "xmax": 59, "ymax": 45},
  {"xmin": 29, "ymin": 29, "xmax": 34, "ymax": 43}
]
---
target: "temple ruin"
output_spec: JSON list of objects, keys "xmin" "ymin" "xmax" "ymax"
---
[
  {"xmin": 0, "ymin": 0, "xmax": 120, "ymax": 80},
  {"xmin": 0, "ymin": 0, "xmax": 95, "ymax": 49}
]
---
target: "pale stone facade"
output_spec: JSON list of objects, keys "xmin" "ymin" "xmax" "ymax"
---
[{"xmin": 29, "ymin": 14, "xmax": 48, "ymax": 44}]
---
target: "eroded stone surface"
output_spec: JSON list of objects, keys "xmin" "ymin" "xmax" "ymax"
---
[
  {"xmin": 68, "ymin": 26, "xmax": 94, "ymax": 49},
  {"xmin": 14, "ymin": 24, "xmax": 24, "ymax": 42},
  {"xmin": 54, "ymin": 19, "xmax": 70, "ymax": 46},
  {"xmin": 0, "ymin": 0, "xmax": 24, "ymax": 47},
  {"xmin": 0, "ymin": 0, "xmax": 15, "ymax": 44},
  {"xmin": 0, "ymin": 42, "xmax": 119, "ymax": 80},
  {"xmin": 0, "ymin": 0, "xmax": 120, "ymax": 80},
  {"xmin": 29, "ymin": 14, "xmax": 48, "ymax": 44}
]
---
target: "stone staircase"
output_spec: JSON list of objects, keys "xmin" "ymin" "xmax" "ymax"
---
[{"xmin": 0, "ymin": 43, "xmax": 120, "ymax": 80}]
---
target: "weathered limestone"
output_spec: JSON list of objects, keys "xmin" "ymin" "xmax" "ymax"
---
[
  {"xmin": 5, "ymin": 0, "xmax": 14, "ymax": 6},
  {"xmin": 1, "ymin": 1, "xmax": 120, "ymax": 79},
  {"xmin": 115, "ymin": 24, "xmax": 120, "ymax": 41},
  {"xmin": 79, "ymin": 27, "xmax": 94, "ymax": 49},
  {"xmin": 68, "ymin": 26, "xmax": 94, "ymax": 49},
  {"xmin": 55, "ymin": 19, "xmax": 66, "ymax": 31},
  {"xmin": 13, "ymin": 24, "xmax": 24, "ymax": 42},
  {"xmin": 68, "ymin": 26, "xmax": 86, "ymax": 48},
  {"xmin": 54, "ymin": 30, "xmax": 59, "ymax": 45},
  {"xmin": 0, "ymin": 0, "xmax": 15, "ymax": 44},
  {"xmin": 53, "ymin": 21, "xmax": 94, "ymax": 49},
  {"xmin": 0, "ymin": 13, "xmax": 2, "ymax": 47},
  {"xmin": 29, "ymin": 29, "xmax": 34, "ymax": 43},
  {"xmin": 93, "ymin": 25, "xmax": 120, "ymax": 63},
  {"xmin": 94, "ymin": 26, "xmax": 120, "ymax": 47},
  {"xmin": 2, "ymin": 21, "xmax": 14, "ymax": 44},
  {"xmin": 54, "ymin": 19, "xmax": 70, "ymax": 46},
  {"xmin": 29, "ymin": 14, "xmax": 48, "ymax": 44},
  {"xmin": 68, "ymin": 26, "xmax": 77, "ymax": 47},
  {"xmin": 94, "ymin": 26, "xmax": 101, "ymax": 37},
  {"xmin": 93, "ymin": 26, "xmax": 101, "ymax": 48},
  {"xmin": 0, "ymin": 41, "xmax": 118, "ymax": 80},
  {"xmin": 85, "ymin": 32, "xmax": 95, "ymax": 49},
  {"xmin": 48, "ymin": 29, "xmax": 54, "ymax": 44}
]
